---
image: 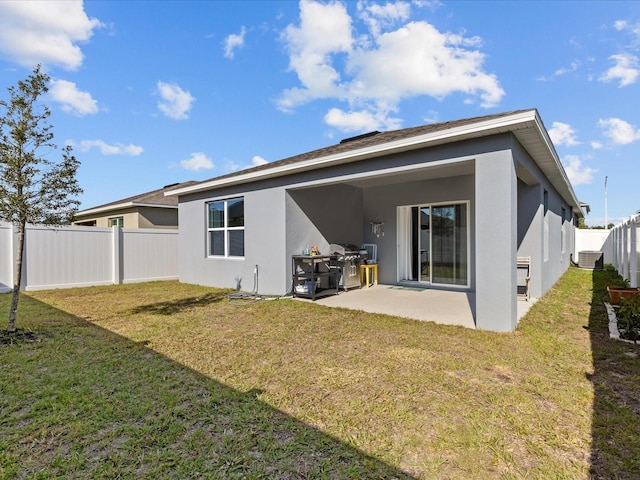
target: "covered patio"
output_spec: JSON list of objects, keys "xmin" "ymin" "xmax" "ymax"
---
[{"xmin": 307, "ymin": 284, "xmax": 535, "ymax": 329}]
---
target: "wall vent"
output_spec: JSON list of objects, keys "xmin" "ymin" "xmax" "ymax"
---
[{"xmin": 340, "ymin": 131, "xmax": 381, "ymax": 144}]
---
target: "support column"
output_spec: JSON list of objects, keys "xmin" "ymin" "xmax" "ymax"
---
[{"xmin": 475, "ymin": 151, "xmax": 518, "ymax": 332}]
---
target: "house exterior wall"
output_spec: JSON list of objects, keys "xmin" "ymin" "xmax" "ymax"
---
[
  {"xmin": 74, "ymin": 207, "xmax": 179, "ymax": 229},
  {"xmin": 138, "ymin": 208, "xmax": 179, "ymax": 229},
  {"xmin": 176, "ymin": 131, "xmax": 578, "ymax": 331},
  {"xmin": 512, "ymin": 139, "xmax": 575, "ymax": 299},
  {"xmin": 178, "ymin": 186, "xmax": 288, "ymax": 294}
]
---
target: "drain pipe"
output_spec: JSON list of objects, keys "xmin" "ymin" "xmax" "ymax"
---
[{"xmin": 254, "ymin": 264, "xmax": 258, "ymax": 296}]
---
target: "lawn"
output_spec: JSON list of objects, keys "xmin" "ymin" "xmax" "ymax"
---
[{"xmin": 1, "ymin": 267, "xmax": 639, "ymax": 479}]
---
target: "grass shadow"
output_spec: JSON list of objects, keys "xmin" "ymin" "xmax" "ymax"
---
[
  {"xmin": 588, "ymin": 268, "xmax": 640, "ymax": 477},
  {"xmin": 129, "ymin": 291, "xmax": 230, "ymax": 315},
  {"xmin": 0, "ymin": 294, "xmax": 414, "ymax": 479}
]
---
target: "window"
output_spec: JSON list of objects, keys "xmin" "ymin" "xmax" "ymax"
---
[
  {"xmin": 109, "ymin": 217, "xmax": 123, "ymax": 228},
  {"xmin": 561, "ymin": 207, "xmax": 566, "ymax": 253},
  {"xmin": 398, "ymin": 202, "xmax": 469, "ymax": 287},
  {"xmin": 207, "ymin": 197, "xmax": 244, "ymax": 257},
  {"xmin": 543, "ymin": 190, "xmax": 549, "ymax": 262}
]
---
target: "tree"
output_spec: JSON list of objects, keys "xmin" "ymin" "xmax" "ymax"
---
[{"xmin": 0, "ymin": 66, "xmax": 82, "ymax": 333}]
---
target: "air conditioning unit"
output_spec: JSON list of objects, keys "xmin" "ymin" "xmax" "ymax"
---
[{"xmin": 578, "ymin": 251, "xmax": 603, "ymax": 269}]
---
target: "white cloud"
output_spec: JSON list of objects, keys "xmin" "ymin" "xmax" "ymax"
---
[
  {"xmin": 357, "ymin": 1, "xmax": 411, "ymax": 37},
  {"xmin": 0, "ymin": 1, "xmax": 102, "ymax": 70},
  {"xmin": 548, "ymin": 121, "xmax": 579, "ymax": 146},
  {"xmin": 598, "ymin": 117, "xmax": 640, "ymax": 145},
  {"xmin": 562, "ymin": 155, "xmax": 596, "ymax": 186},
  {"xmin": 599, "ymin": 53, "xmax": 639, "ymax": 87},
  {"xmin": 49, "ymin": 79, "xmax": 98, "ymax": 116},
  {"xmin": 80, "ymin": 140, "xmax": 143, "ymax": 156},
  {"xmin": 224, "ymin": 26, "xmax": 246, "ymax": 59},
  {"xmin": 613, "ymin": 19, "xmax": 640, "ymax": 45},
  {"xmin": 180, "ymin": 152, "xmax": 213, "ymax": 171},
  {"xmin": 252, "ymin": 155, "xmax": 268, "ymax": 166},
  {"xmin": 279, "ymin": 0, "xmax": 353, "ymax": 110},
  {"xmin": 156, "ymin": 81, "xmax": 195, "ymax": 120},
  {"xmin": 278, "ymin": 0, "xmax": 504, "ymax": 132},
  {"xmin": 591, "ymin": 140, "xmax": 603, "ymax": 150}
]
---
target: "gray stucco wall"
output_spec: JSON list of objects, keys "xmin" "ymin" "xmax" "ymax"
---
[
  {"xmin": 176, "ymin": 132, "xmax": 578, "ymax": 332},
  {"xmin": 178, "ymin": 187, "xmax": 288, "ymax": 295},
  {"xmin": 512, "ymin": 139, "xmax": 574, "ymax": 299}
]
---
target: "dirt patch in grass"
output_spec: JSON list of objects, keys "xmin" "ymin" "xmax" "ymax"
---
[{"xmin": 0, "ymin": 328, "xmax": 43, "ymax": 346}]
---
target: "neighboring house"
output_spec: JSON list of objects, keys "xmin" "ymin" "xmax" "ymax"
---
[
  {"xmin": 73, "ymin": 181, "xmax": 197, "ymax": 229},
  {"xmin": 167, "ymin": 109, "xmax": 585, "ymax": 332}
]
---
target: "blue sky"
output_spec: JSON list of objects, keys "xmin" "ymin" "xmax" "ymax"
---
[{"xmin": 0, "ymin": 0, "xmax": 638, "ymax": 226}]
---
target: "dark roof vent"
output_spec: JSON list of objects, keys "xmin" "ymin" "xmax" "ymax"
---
[
  {"xmin": 163, "ymin": 182, "xmax": 180, "ymax": 189},
  {"xmin": 339, "ymin": 131, "xmax": 381, "ymax": 144}
]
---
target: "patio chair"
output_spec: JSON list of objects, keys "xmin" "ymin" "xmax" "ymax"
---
[
  {"xmin": 361, "ymin": 243, "xmax": 377, "ymax": 264},
  {"xmin": 517, "ymin": 256, "xmax": 531, "ymax": 301}
]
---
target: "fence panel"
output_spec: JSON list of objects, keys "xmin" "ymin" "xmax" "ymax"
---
[
  {"xmin": 121, "ymin": 228, "xmax": 178, "ymax": 283},
  {"xmin": 0, "ymin": 223, "xmax": 13, "ymax": 292},
  {"xmin": 604, "ymin": 216, "xmax": 640, "ymax": 288},
  {"xmin": 0, "ymin": 222, "xmax": 178, "ymax": 292},
  {"xmin": 24, "ymin": 225, "xmax": 115, "ymax": 291}
]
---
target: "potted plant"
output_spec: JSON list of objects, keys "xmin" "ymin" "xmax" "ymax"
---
[
  {"xmin": 607, "ymin": 282, "xmax": 640, "ymax": 305},
  {"xmin": 605, "ymin": 266, "xmax": 640, "ymax": 304},
  {"xmin": 617, "ymin": 294, "xmax": 640, "ymax": 342}
]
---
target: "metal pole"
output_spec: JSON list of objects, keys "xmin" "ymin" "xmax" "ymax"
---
[{"xmin": 604, "ymin": 176, "xmax": 608, "ymax": 229}]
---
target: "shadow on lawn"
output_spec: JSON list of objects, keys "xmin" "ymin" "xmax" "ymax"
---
[
  {"xmin": 129, "ymin": 291, "xmax": 230, "ymax": 315},
  {"xmin": 588, "ymin": 268, "xmax": 640, "ymax": 478},
  {"xmin": 0, "ymin": 294, "xmax": 414, "ymax": 479}
]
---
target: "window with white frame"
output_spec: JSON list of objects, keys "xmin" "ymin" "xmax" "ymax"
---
[{"xmin": 207, "ymin": 198, "xmax": 244, "ymax": 257}]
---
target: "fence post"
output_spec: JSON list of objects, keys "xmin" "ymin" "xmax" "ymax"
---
[
  {"xmin": 112, "ymin": 226, "xmax": 123, "ymax": 285},
  {"xmin": 630, "ymin": 219, "xmax": 638, "ymax": 288}
]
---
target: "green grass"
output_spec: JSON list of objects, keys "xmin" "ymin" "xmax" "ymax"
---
[{"xmin": 1, "ymin": 267, "xmax": 639, "ymax": 478}]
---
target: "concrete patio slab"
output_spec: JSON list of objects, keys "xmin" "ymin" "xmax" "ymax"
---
[{"xmin": 300, "ymin": 284, "xmax": 536, "ymax": 330}]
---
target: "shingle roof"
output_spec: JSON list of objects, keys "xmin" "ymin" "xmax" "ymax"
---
[
  {"xmin": 195, "ymin": 109, "xmax": 534, "ymax": 185},
  {"xmin": 76, "ymin": 181, "xmax": 198, "ymax": 215}
]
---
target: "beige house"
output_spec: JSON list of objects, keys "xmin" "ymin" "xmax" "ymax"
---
[{"xmin": 73, "ymin": 181, "xmax": 196, "ymax": 229}]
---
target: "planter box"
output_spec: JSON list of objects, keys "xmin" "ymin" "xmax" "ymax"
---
[{"xmin": 607, "ymin": 286, "xmax": 640, "ymax": 305}]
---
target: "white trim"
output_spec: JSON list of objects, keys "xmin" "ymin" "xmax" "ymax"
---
[{"xmin": 206, "ymin": 197, "xmax": 245, "ymax": 258}]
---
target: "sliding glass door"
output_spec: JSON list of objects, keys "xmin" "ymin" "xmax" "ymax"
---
[{"xmin": 398, "ymin": 202, "xmax": 469, "ymax": 286}]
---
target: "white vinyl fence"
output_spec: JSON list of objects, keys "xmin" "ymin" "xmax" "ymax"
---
[
  {"xmin": 0, "ymin": 222, "xmax": 178, "ymax": 293},
  {"xmin": 604, "ymin": 215, "xmax": 640, "ymax": 288}
]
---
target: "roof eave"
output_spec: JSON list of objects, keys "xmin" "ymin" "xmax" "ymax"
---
[
  {"xmin": 166, "ymin": 109, "xmax": 584, "ymax": 216},
  {"xmin": 75, "ymin": 202, "xmax": 177, "ymax": 217},
  {"xmin": 167, "ymin": 110, "xmax": 541, "ymax": 198}
]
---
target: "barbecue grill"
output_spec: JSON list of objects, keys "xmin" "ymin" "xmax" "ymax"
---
[{"xmin": 329, "ymin": 243, "xmax": 365, "ymax": 290}]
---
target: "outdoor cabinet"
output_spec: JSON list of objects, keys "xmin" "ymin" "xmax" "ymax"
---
[{"xmin": 292, "ymin": 255, "xmax": 340, "ymax": 300}]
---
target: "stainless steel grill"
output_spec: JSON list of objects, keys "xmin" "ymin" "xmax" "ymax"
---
[{"xmin": 329, "ymin": 243, "xmax": 364, "ymax": 290}]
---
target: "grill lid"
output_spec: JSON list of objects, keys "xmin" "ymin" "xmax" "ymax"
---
[{"xmin": 329, "ymin": 243, "xmax": 361, "ymax": 255}]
